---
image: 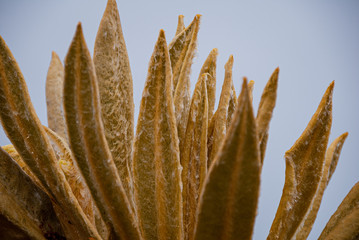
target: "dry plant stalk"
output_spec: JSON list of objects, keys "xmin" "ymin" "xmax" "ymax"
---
[{"xmin": 0, "ymin": 0, "xmax": 356, "ymax": 239}]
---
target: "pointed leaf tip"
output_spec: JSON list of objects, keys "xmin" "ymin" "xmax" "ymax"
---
[
  {"xmin": 327, "ymin": 132, "xmax": 348, "ymax": 183},
  {"xmin": 159, "ymin": 29, "xmax": 166, "ymax": 38},
  {"xmin": 268, "ymin": 82, "xmax": 333, "ymax": 240},
  {"xmin": 226, "ymin": 55, "xmax": 234, "ymax": 67},
  {"xmin": 241, "ymin": 77, "xmax": 250, "ymax": 100},
  {"xmin": 207, "ymin": 57, "xmax": 236, "ymax": 168},
  {"xmin": 248, "ymin": 80, "xmax": 255, "ymax": 87},
  {"xmin": 76, "ymin": 22, "xmax": 83, "ymax": 33},
  {"xmin": 94, "ymin": 0, "xmax": 136, "ymax": 216},
  {"xmin": 133, "ymin": 29, "xmax": 182, "ymax": 239},
  {"xmin": 51, "ymin": 51, "xmax": 58, "ymax": 58},
  {"xmin": 178, "ymin": 15, "xmax": 184, "ymax": 23},
  {"xmin": 195, "ymin": 72, "xmax": 259, "ymax": 240},
  {"xmin": 292, "ymin": 131, "xmax": 349, "ymax": 240},
  {"xmin": 319, "ymin": 81, "xmax": 334, "ymax": 109},
  {"xmin": 175, "ymin": 15, "xmax": 185, "ymax": 36},
  {"xmin": 255, "ymin": 68, "xmax": 279, "ymax": 165},
  {"xmin": 243, "ymin": 76, "xmax": 248, "ymax": 85}
]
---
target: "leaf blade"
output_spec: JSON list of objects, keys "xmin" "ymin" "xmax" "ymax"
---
[
  {"xmin": 181, "ymin": 73, "xmax": 208, "ymax": 239},
  {"xmin": 0, "ymin": 147, "xmax": 64, "ymax": 239},
  {"xmin": 195, "ymin": 79, "xmax": 261, "ymax": 240},
  {"xmin": 207, "ymin": 55, "xmax": 234, "ymax": 169},
  {"xmin": 267, "ymin": 82, "xmax": 334, "ymax": 240},
  {"xmin": 172, "ymin": 15, "xmax": 201, "ymax": 149},
  {"xmin": 256, "ymin": 67, "xmax": 279, "ymax": 164},
  {"xmin": 294, "ymin": 132, "xmax": 348, "ymax": 239},
  {"xmin": 133, "ymin": 30, "xmax": 183, "ymax": 240},
  {"xmin": 0, "ymin": 34, "xmax": 100, "ymax": 239},
  {"xmin": 318, "ymin": 181, "xmax": 359, "ymax": 240},
  {"xmin": 46, "ymin": 51, "xmax": 68, "ymax": 142},
  {"xmin": 63, "ymin": 23, "xmax": 140, "ymax": 240},
  {"xmin": 175, "ymin": 15, "xmax": 185, "ymax": 36},
  {"xmin": 198, "ymin": 48, "xmax": 218, "ymax": 120},
  {"xmin": 93, "ymin": 0, "xmax": 135, "ymax": 204}
]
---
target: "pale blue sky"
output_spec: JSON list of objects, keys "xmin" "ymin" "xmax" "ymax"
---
[{"xmin": 0, "ymin": 1, "xmax": 358, "ymax": 239}]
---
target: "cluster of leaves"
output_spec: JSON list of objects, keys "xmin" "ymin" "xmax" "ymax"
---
[{"xmin": 0, "ymin": 0, "xmax": 358, "ymax": 239}]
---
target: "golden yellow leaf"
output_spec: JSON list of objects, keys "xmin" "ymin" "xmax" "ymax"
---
[
  {"xmin": 169, "ymin": 15, "xmax": 200, "ymax": 91},
  {"xmin": 132, "ymin": 30, "xmax": 183, "ymax": 240},
  {"xmin": 44, "ymin": 126, "xmax": 95, "ymax": 225},
  {"xmin": 294, "ymin": 132, "xmax": 348, "ymax": 239},
  {"xmin": 63, "ymin": 23, "xmax": 139, "ymax": 240},
  {"xmin": 181, "ymin": 73, "xmax": 208, "ymax": 240},
  {"xmin": 226, "ymin": 83, "xmax": 237, "ymax": 131},
  {"xmin": 318, "ymin": 181, "xmax": 359, "ymax": 240},
  {"xmin": 93, "ymin": 0, "xmax": 135, "ymax": 209},
  {"xmin": 207, "ymin": 55, "xmax": 234, "ymax": 169},
  {"xmin": 195, "ymin": 78, "xmax": 260, "ymax": 240},
  {"xmin": 327, "ymin": 133, "xmax": 348, "ymax": 184},
  {"xmin": 1, "ymin": 144, "xmax": 44, "ymax": 191},
  {"xmin": 198, "ymin": 48, "xmax": 218, "ymax": 120},
  {"xmin": 172, "ymin": 15, "xmax": 201, "ymax": 149},
  {"xmin": 248, "ymin": 80, "xmax": 255, "ymax": 103},
  {"xmin": 175, "ymin": 15, "xmax": 185, "ymax": 36},
  {"xmin": 0, "ymin": 34, "xmax": 100, "ymax": 239},
  {"xmin": 46, "ymin": 51, "xmax": 68, "ymax": 142},
  {"xmin": 0, "ymin": 147, "xmax": 64, "ymax": 239},
  {"xmin": 256, "ymin": 67, "xmax": 279, "ymax": 164},
  {"xmin": 267, "ymin": 82, "xmax": 334, "ymax": 240}
]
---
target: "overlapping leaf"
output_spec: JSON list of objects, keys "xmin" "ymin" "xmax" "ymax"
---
[
  {"xmin": 195, "ymin": 79, "xmax": 261, "ymax": 240},
  {"xmin": 44, "ymin": 127, "xmax": 95, "ymax": 225},
  {"xmin": 0, "ymin": 147, "xmax": 64, "ymax": 239},
  {"xmin": 268, "ymin": 82, "xmax": 334, "ymax": 240},
  {"xmin": 181, "ymin": 73, "xmax": 208, "ymax": 240},
  {"xmin": 318, "ymin": 181, "xmax": 359, "ymax": 240},
  {"xmin": 175, "ymin": 15, "xmax": 185, "ymax": 36},
  {"xmin": 226, "ymin": 83, "xmax": 237, "ymax": 131},
  {"xmin": 169, "ymin": 15, "xmax": 200, "ymax": 148},
  {"xmin": 207, "ymin": 55, "xmax": 234, "ymax": 168},
  {"xmin": 46, "ymin": 51, "xmax": 68, "ymax": 142},
  {"xmin": 1, "ymin": 144, "xmax": 44, "ymax": 191},
  {"xmin": 256, "ymin": 68, "xmax": 279, "ymax": 164},
  {"xmin": 0, "ymin": 34, "xmax": 101, "ymax": 239},
  {"xmin": 198, "ymin": 48, "xmax": 218, "ymax": 120},
  {"xmin": 63, "ymin": 23, "xmax": 140, "ymax": 240},
  {"xmin": 0, "ymin": 2, "xmax": 355, "ymax": 239},
  {"xmin": 248, "ymin": 80, "xmax": 254, "ymax": 103},
  {"xmin": 93, "ymin": 0, "xmax": 135, "ymax": 205},
  {"xmin": 132, "ymin": 30, "xmax": 183, "ymax": 240},
  {"xmin": 294, "ymin": 132, "xmax": 348, "ymax": 239}
]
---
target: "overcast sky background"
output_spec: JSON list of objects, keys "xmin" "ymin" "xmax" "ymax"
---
[{"xmin": 0, "ymin": 1, "xmax": 358, "ymax": 239}]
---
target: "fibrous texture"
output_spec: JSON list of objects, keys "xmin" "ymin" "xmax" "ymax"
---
[
  {"xmin": 133, "ymin": 30, "xmax": 183, "ymax": 240},
  {"xmin": 63, "ymin": 23, "xmax": 140, "ymax": 240},
  {"xmin": 181, "ymin": 73, "xmax": 209, "ymax": 240},
  {"xmin": 93, "ymin": 0, "xmax": 135, "ymax": 207},
  {"xmin": 46, "ymin": 51, "xmax": 68, "ymax": 142},
  {"xmin": 0, "ymin": 1, "xmax": 355, "ymax": 239},
  {"xmin": 207, "ymin": 55, "xmax": 234, "ymax": 168},
  {"xmin": 268, "ymin": 82, "xmax": 334, "ymax": 240},
  {"xmin": 195, "ymin": 79, "xmax": 261, "ymax": 240}
]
